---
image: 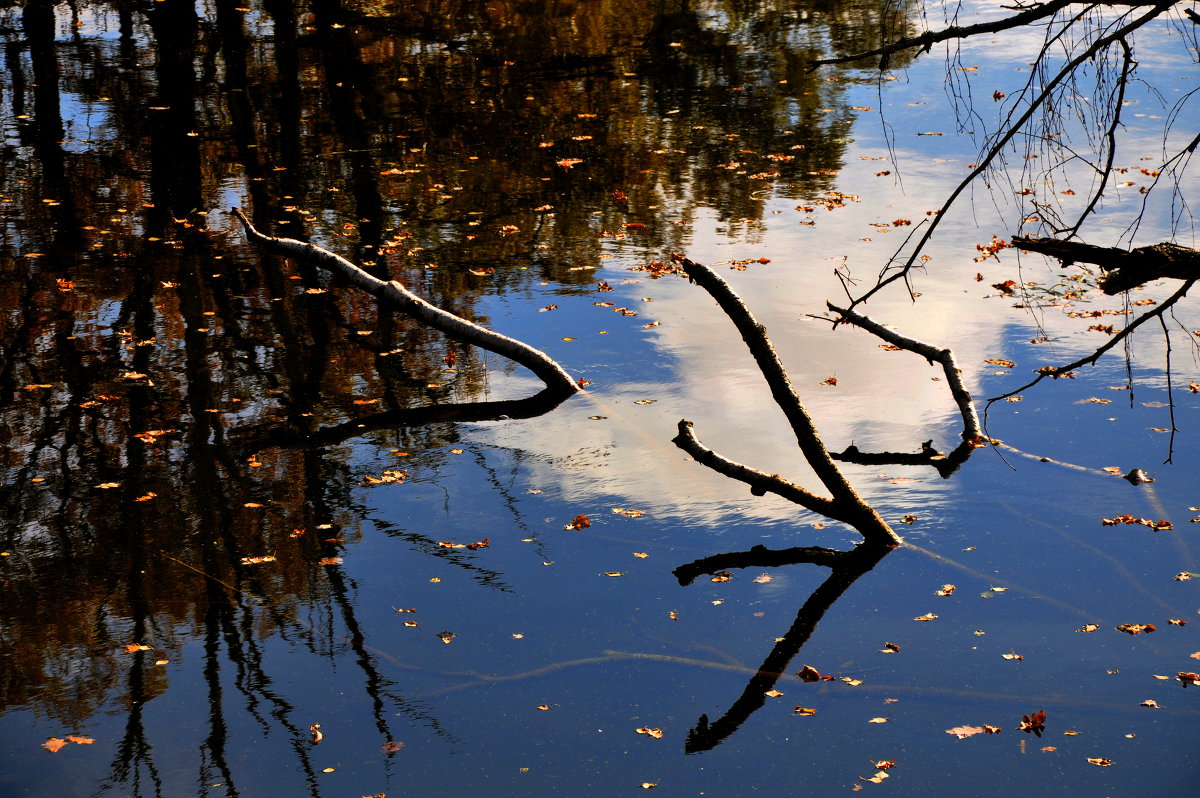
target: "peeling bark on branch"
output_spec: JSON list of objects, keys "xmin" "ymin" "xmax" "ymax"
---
[
  {"xmin": 231, "ymin": 207, "xmax": 580, "ymax": 397},
  {"xmin": 1012, "ymin": 235, "xmax": 1200, "ymax": 293}
]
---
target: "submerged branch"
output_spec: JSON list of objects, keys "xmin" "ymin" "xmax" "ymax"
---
[{"xmin": 231, "ymin": 207, "xmax": 580, "ymax": 397}]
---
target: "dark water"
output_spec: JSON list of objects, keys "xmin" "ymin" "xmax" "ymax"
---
[{"xmin": 1, "ymin": 1, "xmax": 1198, "ymax": 795}]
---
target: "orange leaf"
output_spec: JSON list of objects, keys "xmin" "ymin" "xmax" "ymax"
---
[{"xmin": 42, "ymin": 738, "xmax": 70, "ymax": 753}]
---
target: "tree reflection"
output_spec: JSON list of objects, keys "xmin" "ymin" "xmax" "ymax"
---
[{"xmin": 0, "ymin": 0, "xmax": 920, "ymax": 792}]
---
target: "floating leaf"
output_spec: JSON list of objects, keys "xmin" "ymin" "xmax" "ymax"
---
[
  {"xmin": 635, "ymin": 727, "xmax": 664, "ymax": 739},
  {"xmin": 1087, "ymin": 758, "xmax": 1112, "ymax": 767},
  {"xmin": 381, "ymin": 741, "xmax": 405, "ymax": 753},
  {"xmin": 42, "ymin": 738, "xmax": 70, "ymax": 753},
  {"xmin": 946, "ymin": 725, "xmax": 985, "ymax": 739},
  {"xmin": 793, "ymin": 706, "xmax": 817, "ymax": 716},
  {"xmin": 913, "ymin": 613, "xmax": 938, "ymax": 622},
  {"xmin": 564, "ymin": 514, "xmax": 591, "ymax": 530},
  {"xmin": 1018, "ymin": 709, "xmax": 1046, "ymax": 736}
]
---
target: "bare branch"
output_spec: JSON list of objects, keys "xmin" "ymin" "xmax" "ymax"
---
[
  {"xmin": 231, "ymin": 207, "xmax": 581, "ymax": 397},
  {"xmin": 809, "ymin": 0, "xmax": 1077, "ymax": 70},
  {"xmin": 670, "ymin": 255, "xmax": 900, "ymax": 546},
  {"xmin": 827, "ymin": 303, "xmax": 984, "ymax": 442},
  {"xmin": 845, "ymin": 1, "xmax": 1176, "ymax": 310}
]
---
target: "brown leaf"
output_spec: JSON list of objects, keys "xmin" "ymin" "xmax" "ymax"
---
[
  {"xmin": 564, "ymin": 514, "xmax": 591, "ymax": 530},
  {"xmin": 797, "ymin": 665, "xmax": 825, "ymax": 682},
  {"xmin": 793, "ymin": 706, "xmax": 817, "ymax": 716},
  {"xmin": 1087, "ymin": 757, "xmax": 1112, "ymax": 767},
  {"xmin": 42, "ymin": 737, "xmax": 70, "ymax": 753},
  {"xmin": 1018, "ymin": 709, "xmax": 1046, "ymax": 736},
  {"xmin": 380, "ymin": 741, "xmax": 405, "ymax": 753}
]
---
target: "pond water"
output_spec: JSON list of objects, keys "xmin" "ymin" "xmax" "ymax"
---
[{"xmin": 1, "ymin": 1, "xmax": 1198, "ymax": 796}]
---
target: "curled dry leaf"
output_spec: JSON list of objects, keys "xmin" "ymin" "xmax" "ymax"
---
[
  {"xmin": 793, "ymin": 706, "xmax": 817, "ymax": 716},
  {"xmin": 380, "ymin": 740, "xmax": 406, "ymax": 753},
  {"xmin": 797, "ymin": 665, "xmax": 832, "ymax": 682},
  {"xmin": 1115, "ymin": 623, "xmax": 1156, "ymax": 635},
  {"xmin": 635, "ymin": 727, "xmax": 664, "ymax": 739},
  {"xmin": 880, "ymin": 642, "xmax": 901, "ymax": 653},
  {"xmin": 1087, "ymin": 758, "xmax": 1113, "ymax": 767},
  {"xmin": 913, "ymin": 613, "xmax": 938, "ymax": 622},
  {"xmin": 935, "ymin": 585, "xmax": 956, "ymax": 597}
]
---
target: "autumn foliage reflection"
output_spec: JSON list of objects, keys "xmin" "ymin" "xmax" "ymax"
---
[{"xmin": 0, "ymin": 0, "xmax": 917, "ymax": 791}]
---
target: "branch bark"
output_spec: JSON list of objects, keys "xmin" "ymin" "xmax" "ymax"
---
[
  {"xmin": 231, "ymin": 207, "xmax": 580, "ymax": 397},
  {"xmin": 827, "ymin": 302, "xmax": 984, "ymax": 442},
  {"xmin": 670, "ymin": 254, "xmax": 900, "ymax": 546},
  {"xmin": 1012, "ymin": 235, "xmax": 1200, "ymax": 293}
]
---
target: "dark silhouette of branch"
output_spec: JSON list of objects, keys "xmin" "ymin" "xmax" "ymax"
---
[
  {"xmin": 809, "ymin": 0, "xmax": 1077, "ymax": 71},
  {"xmin": 681, "ymin": 544, "xmax": 890, "ymax": 753},
  {"xmin": 832, "ymin": 2, "xmax": 1176, "ymax": 311},
  {"xmin": 831, "ymin": 438, "xmax": 978, "ymax": 479},
  {"xmin": 231, "ymin": 207, "xmax": 581, "ymax": 397}
]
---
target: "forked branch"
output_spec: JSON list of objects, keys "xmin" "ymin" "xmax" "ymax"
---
[{"xmin": 669, "ymin": 254, "xmax": 899, "ymax": 546}]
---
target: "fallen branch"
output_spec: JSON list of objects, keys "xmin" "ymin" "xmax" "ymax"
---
[
  {"xmin": 231, "ymin": 207, "xmax": 580, "ymax": 397},
  {"xmin": 828, "ymin": 303, "xmax": 983, "ymax": 442},
  {"xmin": 670, "ymin": 254, "xmax": 899, "ymax": 547},
  {"xmin": 1011, "ymin": 235, "xmax": 1200, "ymax": 293}
]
